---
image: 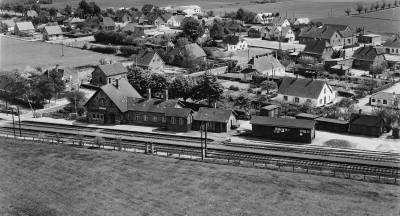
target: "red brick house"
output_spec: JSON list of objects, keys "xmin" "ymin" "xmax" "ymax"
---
[{"xmin": 91, "ymin": 63, "xmax": 128, "ymax": 86}]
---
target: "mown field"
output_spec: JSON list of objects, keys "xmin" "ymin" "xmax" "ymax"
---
[
  {"xmin": 0, "ymin": 139, "xmax": 399, "ymax": 216},
  {"xmin": 0, "ymin": 37, "xmax": 125, "ymax": 71}
]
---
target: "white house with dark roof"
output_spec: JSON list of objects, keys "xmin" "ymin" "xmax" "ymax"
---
[
  {"xmin": 130, "ymin": 49, "xmax": 165, "ymax": 73},
  {"xmin": 370, "ymin": 92, "xmax": 400, "ymax": 109},
  {"xmin": 43, "ymin": 25, "xmax": 63, "ymax": 41},
  {"xmin": 90, "ymin": 63, "xmax": 128, "ymax": 86},
  {"xmin": 276, "ymin": 77, "xmax": 336, "ymax": 107},
  {"xmin": 167, "ymin": 15, "xmax": 185, "ymax": 28},
  {"xmin": 383, "ymin": 36, "xmax": 400, "ymax": 55}
]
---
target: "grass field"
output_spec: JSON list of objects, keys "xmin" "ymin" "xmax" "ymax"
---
[
  {"xmin": 0, "ymin": 139, "xmax": 399, "ymax": 216},
  {"xmin": 0, "ymin": 37, "xmax": 126, "ymax": 71}
]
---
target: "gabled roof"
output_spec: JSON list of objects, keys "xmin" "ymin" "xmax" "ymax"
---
[
  {"xmin": 169, "ymin": 15, "xmax": 185, "ymax": 23},
  {"xmin": 299, "ymin": 24, "xmax": 352, "ymax": 40},
  {"xmin": 15, "ymin": 21, "xmax": 34, "ymax": 31},
  {"xmin": 0, "ymin": 19, "xmax": 15, "ymax": 27},
  {"xmin": 26, "ymin": 10, "xmax": 38, "ymax": 17},
  {"xmin": 277, "ymin": 77, "xmax": 329, "ymax": 99},
  {"xmin": 44, "ymin": 25, "xmax": 63, "ymax": 35},
  {"xmin": 127, "ymin": 98, "xmax": 181, "ymax": 113},
  {"xmin": 350, "ymin": 114, "xmax": 384, "ymax": 127},
  {"xmin": 371, "ymin": 91, "xmax": 400, "ymax": 100},
  {"xmin": 171, "ymin": 43, "xmax": 207, "ymax": 59},
  {"xmin": 165, "ymin": 107, "xmax": 193, "ymax": 117},
  {"xmin": 142, "ymin": 4, "xmax": 155, "ymax": 13},
  {"xmin": 303, "ymin": 40, "xmax": 331, "ymax": 55},
  {"xmin": 248, "ymin": 55, "xmax": 284, "ymax": 72},
  {"xmin": 352, "ymin": 46, "xmax": 385, "ymax": 61},
  {"xmin": 86, "ymin": 79, "xmax": 142, "ymax": 112},
  {"xmin": 64, "ymin": 17, "xmax": 85, "ymax": 24},
  {"xmin": 102, "ymin": 17, "xmax": 115, "ymax": 26},
  {"xmin": 383, "ymin": 36, "xmax": 400, "ymax": 48},
  {"xmin": 194, "ymin": 107, "xmax": 235, "ymax": 123},
  {"xmin": 97, "ymin": 63, "xmax": 128, "ymax": 77},
  {"xmin": 250, "ymin": 116, "xmax": 315, "ymax": 129},
  {"xmin": 131, "ymin": 49, "xmax": 163, "ymax": 67}
]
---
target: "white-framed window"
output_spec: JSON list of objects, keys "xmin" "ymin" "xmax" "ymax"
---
[
  {"xmin": 171, "ymin": 117, "xmax": 176, "ymax": 124},
  {"xmin": 153, "ymin": 116, "xmax": 158, "ymax": 122},
  {"xmin": 143, "ymin": 115, "xmax": 148, "ymax": 121},
  {"xmin": 294, "ymin": 97, "xmax": 300, "ymax": 103},
  {"xmin": 135, "ymin": 114, "xmax": 140, "ymax": 120}
]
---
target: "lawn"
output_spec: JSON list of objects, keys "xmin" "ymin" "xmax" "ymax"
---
[
  {"xmin": 0, "ymin": 37, "xmax": 126, "ymax": 71},
  {"xmin": 0, "ymin": 139, "xmax": 399, "ymax": 216}
]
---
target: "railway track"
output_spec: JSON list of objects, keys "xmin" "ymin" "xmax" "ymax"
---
[{"xmin": 1, "ymin": 123, "xmax": 399, "ymax": 181}]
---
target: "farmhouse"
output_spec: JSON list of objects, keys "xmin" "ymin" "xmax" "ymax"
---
[
  {"xmin": 248, "ymin": 55, "xmax": 285, "ymax": 77},
  {"xmin": 101, "ymin": 17, "xmax": 116, "ymax": 31},
  {"xmin": 192, "ymin": 107, "xmax": 238, "ymax": 133},
  {"xmin": 352, "ymin": 46, "xmax": 386, "ymax": 71},
  {"xmin": 43, "ymin": 25, "xmax": 63, "ymax": 41},
  {"xmin": 370, "ymin": 92, "xmax": 400, "ymax": 109},
  {"xmin": 251, "ymin": 116, "xmax": 316, "ymax": 143},
  {"xmin": 90, "ymin": 63, "xmax": 128, "ymax": 86},
  {"xmin": 14, "ymin": 21, "xmax": 35, "ymax": 36},
  {"xmin": 130, "ymin": 49, "xmax": 165, "ymax": 73},
  {"xmin": 276, "ymin": 77, "xmax": 336, "ymax": 107},
  {"xmin": 299, "ymin": 40, "xmax": 334, "ymax": 63},
  {"xmin": 349, "ymin": 113, "xmax": 385, "ymax": 137},
  {"xmin": 298, "ymin": 24, "xmax": 356, "ymax": 48},
  {"xmin": 85, "ymin": 79, "xmax": 142, "ymax": 124},
  {"xmin": 383, "ymin": 35, "xmax": 400, "ymax": 55}
]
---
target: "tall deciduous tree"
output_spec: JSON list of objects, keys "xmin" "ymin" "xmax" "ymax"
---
[
  {"xmin": 168, "ymin": 76, "xmax": 195, "ymax": 101},
  {"xmin": 191, "ymin": 72, "xmax": 223, "ymax": 107},
  {"xmin": 181, "ymin": 17, "xmax": 204, "ymax": 42},
  {"xmin": 260, "ymin": 80, "xmax": 278, "ymax": 94},
  {"xmin": 210, "ymin": 22, "xmax": 225, "ymax": 40},
  {"xmin": 127, "ymin": 66, "xmax": 151, "ymax": 95},
  {"xmin": 148, "ymin": 73, "xmax": 171, "ymax": 96}
]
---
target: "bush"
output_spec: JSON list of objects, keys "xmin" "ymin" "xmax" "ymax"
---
[
  {"xmin": 229, "ymin": 85, "xmax": 239, "ymax": 91},
  {"xmin": 120, "ymin": 46, "xmax": 140, "ymax": 56},
  {"xmin": 247, "ymin": 88, "xmax": 254, "ymax": 93},
  {"xmin": 90, "ymin": 46, "xmax": 117, "ymax": 54}
]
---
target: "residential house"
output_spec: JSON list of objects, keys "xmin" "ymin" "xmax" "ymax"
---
[
  {"xmin": 248, "ymin": 55, "xmax": 285, "ymax": 77},
  {"xmin": 248, "ymin": 26, "xmax": 263, "ymax": 38},
  {"xmin": 122, "ymin": 23, "xmax": 145, "ymax": 37},
  {"xmin": 251, "ymin": 116, "xmax": 316, "ymax": 143},
  {"xmin": 85, "ymin": 78, "xmax": 142, "ymax": 124},
  {"xmin": 358, "ymin": 34, "xmax": 382, "ymax": 46},
  {"xmin": 14, "ymin": 21, "xmax": 35, "ymax": 36},
  {"xmin": 218, "ymin": 36, "xmax": 248, "ymax": 51},
  {"xmin": 165, "ymin": 107, "xmax": 193, "ymax": 132},
  {"xmin": 383, "ymin": 35, "xmax": 400, "ymax": 55},
  {"xmin": 192, "ymin": 107, "xmax": 238, "ymax": 133},
  {"xmin": 352, "ymin": 46, "xmax": 386, "ymax": 71},
  {"xmin": 293, "ymin": 18, "xmax": 310, "ymax": 26},
  {"xmin": 63, "ymin": 17, "xmax": 85, "ymax": 29},
  {"xmin": 298, "ymin": 24, "xmax": 356, "ymax": 48},
  {"xmin": 43, "ymin": 25, "xmax": 63, "ymax": 41},
  {"xmin": 145, "ymin": 13, "xmax": 171, "ymax": 27},
  {"xmin": 276, "ymin": 77, "xmax": 336, "ymax": 107},
  {"xmin": 265, "ymin": 26, "xmax": 295, "ymax": 43},
  {"xmin": 169, "ymin": 43, "xmax": 207, "ymax": 66},
  {"xmin": 90, "ymin": 63, "xmax": 128, "ymax": 86},
  {"xmin": 167, "ymin": 15, "xmax": 185, "ymax": 28},
  {"xmin": 269, "ymin": 17, "xmax": 291, "ymax": 27},
  {"xmin": 142, "ymin": 4, "xmax": 156, "ymax": 15},
  {"xmin": 253, "ymin": 13, "xmax": 273, "ymax": 24},
  {"xmin": 175, "ymin": 5, "xmax": 201, "ymax": 16},
  {"xmin": 101, "ymin": 17, "xmax": 116, "ymax": 31},
  {"xmin": 324, "ymin": 58, "xmax": 354, "ymax": 76},
  {"xmin": 130, "ymin": 49, "xmax": 165, "ymax": 73},
  {"xmin": 0, "ymin": 19, "xmax": 15, "ymax": 32},
  {"xmin": 26, "ymin": 10, "xmax": 38, "ymax": 18},
  {"xmin": 370, "ymin": 92, "xmax": 400, "ymax": 109},
  {"xmin": 261, "ymin": 26, "xmax": 274, "ymax": 40},
  {"xmin": 349, "ymin": 113, "xmax": 385, "ymax": 137},
  {"xmin": 299, "ymin": 40, "xmax": 334, "ymax": 63}
]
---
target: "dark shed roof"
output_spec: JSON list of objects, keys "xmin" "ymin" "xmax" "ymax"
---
[
  {"xmin": 350, "ymin": 114, "xmax": 384, "ymax": 127},
  {"xmin": 165, "ymin": 107, "xmax": 193, "ymax": 117},
  {"xmin": 251, "ymin": 116, "xmax": 315, "ymax": 129},
  {"xmin": 316, "ymin": 117, "xmax": 349, "ymax": 125}
]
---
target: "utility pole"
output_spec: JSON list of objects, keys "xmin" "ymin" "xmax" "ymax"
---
[
  {"xmin": 200, "ymin": 123, "xmax": 204, "ymax": 160},
  {"xmin": 11, "ymin": 108, "xmax": 16, "ymax": 137},
  {"xmin": 204, "ymin": 123, "xmax": 207, "ymax": 158},
  {"xmin": 17, "ymin": 106, "xmax": 21, "ymax": 137},
  {"xmin": 61, "ymin": 43, "xmax": 64, "ymax": 57}
]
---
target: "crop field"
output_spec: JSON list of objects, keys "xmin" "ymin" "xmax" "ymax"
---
[
  {"xmin": 0, "ymin": 37, "xmax": 126, "ymax": 71},
  {"xmin": 0, "ymin": 139, "xmax": 399, "ymax": 216}
]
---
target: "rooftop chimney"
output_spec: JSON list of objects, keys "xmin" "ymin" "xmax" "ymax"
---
[
  {"xmin": 147, "ymin": 88, "xmax": 151, "ymax": 100},
  {"xmin": 164, "ymin": 89, "xmax": 168, "ymax": 100}
]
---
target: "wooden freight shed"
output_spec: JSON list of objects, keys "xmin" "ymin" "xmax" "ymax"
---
[
  {"xmin": 349, "ymin": 114, "xmax": 385, "ymax": 137},
  {"xmin": 315, "ymin": 117, "xmax": 349, "ymax": 133},
  {"xmin": 251, "ymin": 116, "xmax": 316, "ymax": 143}
]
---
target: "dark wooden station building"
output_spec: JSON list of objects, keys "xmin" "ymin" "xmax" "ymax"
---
[
  {"xmin": 251, "ymin": 116, "xmax": 316, "ymax": 143},
  {"xmin": 349, "ymin": 113, "xmax": 385, "ymax": 137}
]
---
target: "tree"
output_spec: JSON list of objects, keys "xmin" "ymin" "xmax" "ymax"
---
[
  {"xmin": 381, "ymin": 0, "xmax": 387, "ymax": 9},
  {"xmin": 356, "ymin": 2, "xmax": 364, "ymax": 14},
  {"xmin": 191, "ymin": 72, "xmax": 223, "ymax": 107},
  {"xmin": 260, "ymin": 80, "xmax": 278, "ymax": 94},
  {"xmin": 127, "ymin": 66, "xmax": 151, "ymax": 95},
  {"xmin": 206, "ymin": 10, "xmax": 214, "ymax": 17},
  {"xmin": 49, "ymin": 7, "xmax": 57, "ymax": 17},
  {"xmin": 168, "ymin": 76, "xmax": 195, "ymax": 101},
  {"xmin": 64, "ymin": 5, "xmax": 72, "ymax": 15},
  {"xmin": 364, "ymin": 7, "xmax": 368, "ymax": 13},
  {"xmin": 181, "ymin": 17, "xmax": 204, "ymax": 42},
  {"xmin": 345, "ymin": 8, "xmax": 351, "ymax": 16},
  {"xmin": 210, "ymin": 22, "xmax": 225, "ymax": 40},
  {"xmin": 299, "ymin": 100, "xmax": 313, "ymax": 113},
  {"xmin": 148, "ymin": 73, "xmax": 171, "ymax": 96},
  {"xmin": 374, "ymin": 2, "xmax": 380, "ymax": 11},
  {"xmin": 47, "ymin": 68, "xmax": 66, "ymax": 99},
  {"xmin": 65, "ymin": 91, "xmax": 86, "ymax": 115}
]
